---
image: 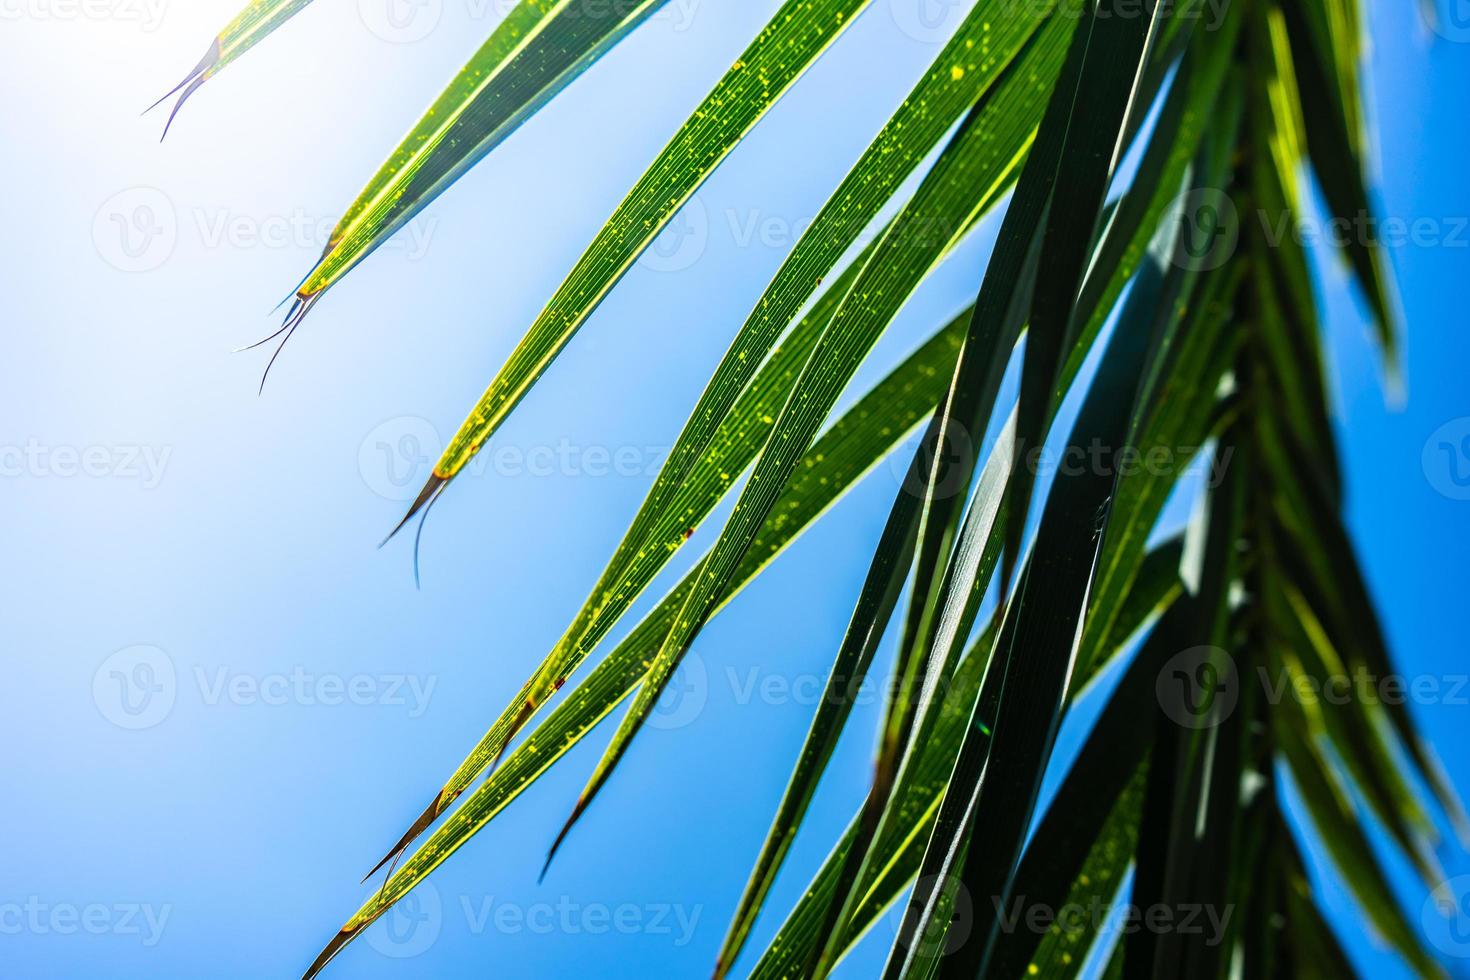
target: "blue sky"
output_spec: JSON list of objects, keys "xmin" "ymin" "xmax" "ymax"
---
[{"xmin": 1, "ymin": 1, "xmax": 1467, "ymax": 977}]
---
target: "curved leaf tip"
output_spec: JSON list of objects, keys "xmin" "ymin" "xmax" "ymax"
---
[
  {"xmin": 145, "ymin": 41, "xmax": 219, "ymax": 141},
  {"xmin": 361, "ymin": 789, "xmax": 445, "ymax": 885}
]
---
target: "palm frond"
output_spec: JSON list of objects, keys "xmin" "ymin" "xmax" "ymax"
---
[{"xmin": 150, "ymin": 0, "xmax": 1462, "ymax": 975}]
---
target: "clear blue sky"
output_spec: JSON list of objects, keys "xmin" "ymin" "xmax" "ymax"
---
[{"xmin": 0, "ymin": 1, "xmax": 1466, "ymax": 977}]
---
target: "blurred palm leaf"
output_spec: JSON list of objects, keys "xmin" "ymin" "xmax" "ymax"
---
[{"xmin": 157, "ymin": 0, "xmax": 1465, "ymax": 976}]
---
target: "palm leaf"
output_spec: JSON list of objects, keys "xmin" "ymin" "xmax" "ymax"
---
[
  {"xmin": 1276, "ymin": 705, "xmax": 1441, "ymax": 977},
  {"xmin": 831, "ymin": 3, "xmax": 1182, "ymax": 971},
  {"xmin": 362, "ymin": 235, "xmax": 876, "ymax": 877},
  {"xmin": 148, "ymin": 0, "xmax": 1456, "ymax": 972},
  {"xmin": 288, "ymin": 0, "xmax": 673, "ymax": 315},
  {"xmin": 537, "ymin": 20, "xmax": 1062, "ymax": 876},
  {"xmin": 887, "ymin": 123, "xmax": 1198, "ymax": 974},
  {"xmin": 395, "ymin": 0, "xmax": 878, "ymax": 523},
  {"xmin": 749, "ymin": 544, "xmax": 1184, "ymax": 979},
  {"xmin": 370, "ymin": 0, "xmax": 1065, "ymax": 877},
  {"xmin": 718, "ymin": 404, "xmax": 1016, "ymax": 977},
  {"xmin": 149, "ymin": 0, "xmax": 315, "ymax": 138},
  {"xmin": 999, "ymin": 0, "xmax": 1172, "ymax": 588},
  {"xmin": 302, "ymin": 302, "xmax": 971, "ymax": 977}
]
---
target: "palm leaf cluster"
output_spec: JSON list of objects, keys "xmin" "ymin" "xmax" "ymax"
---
[{"xmin": 158, "ymin": 0, "xmax": 1464, "ymax": 976}]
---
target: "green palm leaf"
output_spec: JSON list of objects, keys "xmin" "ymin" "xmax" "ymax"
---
[
  {"xmin": 149, "ymin": 0, "xmax": 315, "ymax": 137},
  {"xmin": 157, "ymin": 0, "xmax": 1461, "ymax": 973},
  {"xmin": 362, "ymin": 232, "xmax": 878, "ymax": 880},
  {"xmin": 396, "ymin": 0, "xmax": 878, "ymax": 523},
  {"xmin": 287, "ymin": 0, "xmax": 673, "ymax": 316},
  {"xmin": 889, "ymin": 121, "xmax": 1196, "ymax": 974},
  {"xmin": 536, "ymin": 22, "xmax": 1063, "ymax": 876},
  {"xmin": 751, "ymin": 551, "xmax": 1183, "ymax": 978},
  {"xmin": 367, "ymin": 1, "xmax": 1065, "ymax": 882},
  {"xmin": 302, "ymin": 302, "xmax": 971, "ymax": 978}
]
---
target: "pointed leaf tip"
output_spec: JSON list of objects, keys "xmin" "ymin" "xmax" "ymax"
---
[
  {"xmin": 302, "ymin": 925, "xmax": 358, "ymax": 980},
  {"xmin": 382, "ymin": 473, "xmax": 448, "ymax": 549},
  {"xmin": 540, "ymin": 797, "xmax": 587, "ymax": 883},
  {"xmin": 361, "ymin": 791, "xmax": 445, "ymax": 884}
]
